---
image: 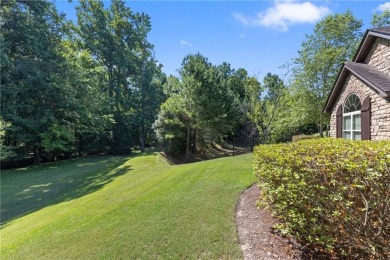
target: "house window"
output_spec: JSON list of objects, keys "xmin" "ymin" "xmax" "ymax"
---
[{"xmin": 343, "ymin": 94, "xmax": 361, "ymax": 140}]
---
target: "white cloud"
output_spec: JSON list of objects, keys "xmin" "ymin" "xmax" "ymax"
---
[
  {"xmin": 233, "ymin": 13, "xmax": 250, "ymax": 26},
  {"xmin": 233, "ymin": 0, "xmax": 331, "ymax": 32},
  {"xmin": 375, "ymin": 2, "xmax": 390, "ymax": 11},
  {"xmin": 238, "ymin": 33, "xmax": 245, "ymax": 39},
  {"xmin": 180, "ymin": 40, "xmax": 192, "ymax": 47}
]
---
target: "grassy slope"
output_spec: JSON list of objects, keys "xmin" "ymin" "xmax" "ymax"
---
[{"xmin": 1, "ymin": 152, "xmax": 254, "ymax": 259}]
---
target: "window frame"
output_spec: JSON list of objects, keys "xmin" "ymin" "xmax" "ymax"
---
[
  {"xmin": 343, "ymin": 110, "xmax": 361, "ymax": 140},
  {"xmin": 342, "ymin": 93, "xmax": 362, "ymax": 140}
]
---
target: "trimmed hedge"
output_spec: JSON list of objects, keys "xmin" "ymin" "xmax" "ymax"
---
[
  {"xmin": 254, "ymin": 139, "xmax": 390, "ymax": 258},
  {"xmin": 291, "ymin": 134, "xmax": 321, "ymax": 142}
]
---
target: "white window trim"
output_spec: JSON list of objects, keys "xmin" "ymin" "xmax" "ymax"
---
[{"xmin": 343, "ymin": 110, "xmax": 361, "ymax": 140}]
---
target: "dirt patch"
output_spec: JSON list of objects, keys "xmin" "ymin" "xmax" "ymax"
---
[{"xmin": 235, "ymin": 184, "xmax": 303, "ymax": 260}]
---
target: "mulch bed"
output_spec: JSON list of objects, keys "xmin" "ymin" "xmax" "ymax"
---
[{"xmin": 235, "ymin": 184, "xmax": 303, "ymax": 260}]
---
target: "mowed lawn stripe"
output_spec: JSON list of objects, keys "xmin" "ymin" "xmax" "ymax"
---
[{"xmin": 1, "ymin": 152, "xmax": 254, "ymax": 259}]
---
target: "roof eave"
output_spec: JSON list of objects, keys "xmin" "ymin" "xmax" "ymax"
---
[
  {"xmin": 322, "ymin": 64, "xmax": 390, "ymax": 114},
  {"xmin": 353, "ymin": 30, "xmax": 370, "ymax": 62},
  {"xmin": 354, "ymin": 30, "xmax": 390, "ymax": 62},
  {"xmin": 346, "ymin": 64, "xmax": 389, "ymax": 97},
  {"xmin": 381, "ymin": 90, "xmax": 390, "ymax": 98}
]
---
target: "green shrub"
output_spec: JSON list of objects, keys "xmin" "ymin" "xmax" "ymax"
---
[
  {"xmin": 291, "ymin": 134, "xmax": 321, "ymax": 142},
  {"xmin": 254, "ymin": 138, "xmax": 390, "ymax": 258}
]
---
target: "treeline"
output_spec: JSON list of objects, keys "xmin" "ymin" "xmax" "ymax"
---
[
  {"xmin": 156, "ymin": 10, "xmax": 390, "ymax": 154},
  {"xmin": 1, "ymin": 0, "xmax": 389, "ymax": 166},
  {"xmin": 153, "ymin": 55, "xmax": 286, "ymax": 159},
  {"xmin": 0, "ymin": 0, "xmax": 287, "ymax": 165},
  {"xmin": 1, "ymin": 0, "xmax": 165, "ymax": 165}
]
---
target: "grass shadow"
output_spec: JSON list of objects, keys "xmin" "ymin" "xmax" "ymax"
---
[{"xmin": 1, "ymin": 155, "xmax": 131, "ymax": 226}]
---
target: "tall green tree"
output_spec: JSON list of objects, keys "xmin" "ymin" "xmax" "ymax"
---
[
  {"xmin": 132, "ymin": 54, "xmax": 166, "ymax": 152},
  {"xmin": 1, "ymin": 0, "xmax": 76, "ymax": 163},
  {"xmin": 154, "ymin": 54, "xmax": 241, "ymax": 159},
  {"xmin": 216, "ymin": 64, "xmax": 248, "ymax": 133},
  {"xmin": 153, "ymin": 94, "xmax": 189, "ymax": 156},
  {"xmin": 291, "ymin": 11, "xmax": 363, "ymax": 136},
  {"xmin": 76, "ymin": 0, "xmax": 153, "ymax": 154},
  {"xmin": 128, "ymin": 22, "xmax": 166, "ymax": 152},
  {"xmin": 246, "ymin": 73, "xmax": 286, "ymax": 144},
  {"xmin": 180, "ymin": 54, "xmax": 236, "ymax": 158},
  {"xmin": 59, "ymin": 36, "xmax": 113, "ymax": 155},
  {"xmin": 371, "ymin": 9, "xmax": 390, "ymax": 27}
]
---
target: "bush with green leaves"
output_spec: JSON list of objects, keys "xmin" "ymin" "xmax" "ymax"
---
[
  {"xmin": 291, "ymin": 134, "xmax": 321, "ymax": 142},
  {"xmin": 254, "ymin": 138, "xmax": 389, "ymax": 258}
]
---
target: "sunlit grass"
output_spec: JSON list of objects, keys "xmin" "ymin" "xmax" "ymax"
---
[{"xmin": 1, "ymin": 151, "xmax": 254, "ymax": 259}]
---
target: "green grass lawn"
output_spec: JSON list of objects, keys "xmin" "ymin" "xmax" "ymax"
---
[{"xmin": 1, "ymin": 151, "xmax": 255, "ymax": 259}]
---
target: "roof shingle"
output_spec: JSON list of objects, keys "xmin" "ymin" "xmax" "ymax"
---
[
  {"xmin": 345, "ymin": 62, "xmax": 390, "ymax": 96},
  {"xmin": 370, "ymin": 26, "xmax": 390, "ymax": 36}
]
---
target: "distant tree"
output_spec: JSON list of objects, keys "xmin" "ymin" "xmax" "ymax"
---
[
  {"xmin": 132, "ymin": 50, "xmax": 166, "ymax": 152},
  {"xmin": 153, "ymin": 95, "xmax": 189, "ymax": 156},
  {"xmin": 154, "ymin": 54, "xmax": 241, "ymax": 159},
  {"xmin": 77, "ymin": 0, "xmax": 155, "ymax": 154},
  {"xmin": 180, "ymin": 54, "xmax": 237, "ymax": 156},
  {"xmin": 216, "ymin": 64, "xmax": 248, "ymax": 133},
  {"xmin": 291, "ymin": 11, "xmax": 363, "ymax": 136},
  {"xmin": 246, "ymin": 73, "xmax": 286, "ymax": 144},
  {"xmin": 0, "ymin": 118, "xmax": 15, "ymax": 161},
  {"xmin": 243, "ymin": 76, "xmax": 262, "ymax": 138},
  {"xmin": 371, "ymin": 9, "xmax": 390, "ymax": 27}
]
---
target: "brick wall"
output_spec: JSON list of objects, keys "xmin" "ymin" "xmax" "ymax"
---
[
  {"xmin": 329, "ymin": 37, "xmax": 390, "ymax": 140},
  {"xmin": 329, "ymin": 74, "xmax": 390, "ymax": 140},
  {"xmin": 365, "ymin": 38, "xmax": 390, "ymax": 76}
]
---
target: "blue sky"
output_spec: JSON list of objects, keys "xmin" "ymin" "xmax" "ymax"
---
[{"xmin": 55, "ymin": 1, "xmax": 390, "ymax": 80}]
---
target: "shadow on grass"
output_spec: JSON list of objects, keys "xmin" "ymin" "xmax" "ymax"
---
[{"xmin": 1, "ymin": 155, "xmax": 132, "ymax": 226}]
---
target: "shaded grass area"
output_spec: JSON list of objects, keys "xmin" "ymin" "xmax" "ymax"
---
[
  {"xmin": 1, "ymin": 151, "xmax": 254, "ymax": 259},
  {"xmin": 1, "ymin": 155, "xmax": 131, "ymax": 225}
]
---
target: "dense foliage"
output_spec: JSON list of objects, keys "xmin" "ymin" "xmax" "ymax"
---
[
  {"xmin": 153, "ymin": 55, "xmax": 288, "ymax": 158},
  {"xmin": 1, "ymin": 0, "xmax": 165, "ymax": 165},
  {"xmin": 1, "ymin": 1, "xmax": 386, "ymax": 165},
  {"xmin": 254, "ymin": 139, "xmax": 390, "ymax": 258},
  {"xmin": 1, "ymin": 0, "xmax": 264, "ymax": 165},
  {"xmin": 154, "ymin": 55, "xmax": 246, "ymax": 158},
  {"xmin": 287, "ymin": 11, "xmax": 363, "ymax": 136},
  {"xmin": 371, "ymin": 9, "xmax": 390, "ymax": 27}
]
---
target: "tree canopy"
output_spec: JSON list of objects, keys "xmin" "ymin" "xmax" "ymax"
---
[
  {"xmin": 0, "ymin": 2, "xmax": 382, "ymax": 166},
  {"xmin": 1, "ymin": 0, "xmax": 165, "ymax": 164},
  {"xmin": 289, "ymin": 11, "xmax": 363, "ymax": 136}
]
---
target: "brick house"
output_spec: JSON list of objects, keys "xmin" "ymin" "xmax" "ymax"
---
[{"xmin": 323, "ymin": 26, "xmax": 390, "ymax": 140}]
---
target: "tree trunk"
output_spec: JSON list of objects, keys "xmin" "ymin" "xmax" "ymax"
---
[
  {"xmin": 319, "ymin": 112, "xmax": 324, "ymax": 137},
  {"xmin": 185, "ymin": 123, "xmax": 190, "ymax": 162},
  {"xmin": 108, "ymin": 66, "xmax": 114, "ymax": 107},
  {"xmin": 260, "ymin": 125, "xmax": 267, "ymax": 144},
  {"xmin": 78, "ymin": 133, "xmax": 83, "ymax": 157},
  {"xmin": 191, "ymin": 128, "xmax": 196, "ymax": 153},
  {"xmin": 326, "ymin": 121, "xmax": 330, "ymax": 137},
  {"xmin": 33, "ymin": 147, "xmax": 41, "ymax": 165},
  {"xmin": 140, "ymin": 123, "xmax": 145, "ymax": 153},
  {"xmin": 140, "ymin": 51, "xmax": 147, "ymax": 153}
]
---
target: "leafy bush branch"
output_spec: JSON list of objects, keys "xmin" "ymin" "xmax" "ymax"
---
[{"xmin": 254, "ymin": 139, "xmax": 390, "ymax": 258}]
